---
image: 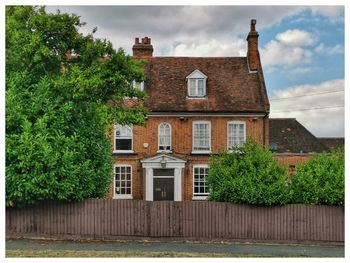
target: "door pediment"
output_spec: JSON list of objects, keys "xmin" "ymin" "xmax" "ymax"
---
[{"xmin": 141, "ymin": 154, "xmax": 186, "ymax": 168}]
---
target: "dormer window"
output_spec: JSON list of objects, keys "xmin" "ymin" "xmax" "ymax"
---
[
  {"xmin": 186, "ymin": 69, "xmax": 207, "ymax": 98},
  {"xmin": 132, "ymin": 80, "xmax": 144, "ymax": 91}
]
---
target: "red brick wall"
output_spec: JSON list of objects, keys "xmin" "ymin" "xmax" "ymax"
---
[
  {"xmin": 113, "ymin": 116, "xmax": 266, "ymax": 157},
  {"xmin": 110, "ymin": 116, "xmax": 266, "ymax": 200},
  {"xmin": 273, "ymin": 154, "xmax": 311, "ymax": 176}
]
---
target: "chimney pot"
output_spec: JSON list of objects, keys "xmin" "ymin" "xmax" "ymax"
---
[
  {"xmin": 132, "ymin": 36, "xmax": 153, "ymax": 58},
  {"xmin": 250, "ymin": 19, "xmax": 256, "ymax": 31}
]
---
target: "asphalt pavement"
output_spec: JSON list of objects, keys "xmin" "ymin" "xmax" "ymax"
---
[{"xmin": 6, "ymin": 238, "xmax": 344, "ymax": 257}]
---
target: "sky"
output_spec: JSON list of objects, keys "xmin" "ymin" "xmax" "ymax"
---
[{"xmin": 46, "ymin": 5, "xmax": 345, "ymax": 137}]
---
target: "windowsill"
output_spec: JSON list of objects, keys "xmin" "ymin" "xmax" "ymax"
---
[
  {"xmin": 113, "ymin": 150, "xmax": 134, "ymax": 153},
  {"xmin": 186, "ymin": 96, "xmax": 207, "ymax": 100},
  {"xmin": 113, "ymin": 195, "xmax": 133, "ymax": 200},
  {"xmin": 192, "ymin": 195, "xmax": 208, "ymax": 200},
  {"xmin": 157, "ymin": 150, "xmax": 173, "ymax": 154},
  {"xmin": 191, "ymin": 151, "xmax": 212, "ymax": 155}
]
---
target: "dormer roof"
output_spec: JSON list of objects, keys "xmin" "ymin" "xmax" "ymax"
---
[{"xmin": 186, "ymin": 69, "xmax": 208, "ymax": 79}]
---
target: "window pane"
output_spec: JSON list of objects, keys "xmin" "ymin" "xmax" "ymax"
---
[
  {"xmin": 116, "ymin": 139, "xmax": 132, "ymax": 150},
  {"xmin": 116, "ymin": 125, "xmax": 132, "ymax": 137},
  {"xmin": 228, "ymin": 123, "xmax": 245, "ymax": 148},
  {"xmin": 193, "ymin": 123, "xmax": 210, "ymax": 151},
  {"xmin": 159, "ymin": 123, "xmax": 171, "ymax": 150},
  {"xmin": 189, "ymin": 79, "xmax": 196, "ymax": 96},
  {"xmin": 197, "ymin": 79, "xmax": 204, "ymax": 96},
  {"xmin": 133, "ymin": 81, "xmax": 143, "ymax": 91}
]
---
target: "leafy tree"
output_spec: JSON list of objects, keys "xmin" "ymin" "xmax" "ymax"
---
[
  {"xmin": 6, "ymin": 6, "xmax": 147, "ymax": 206},
  {"xmin": 207, "ymin": 140, "xmax": 290, "ymax": 205},
  {"xmin": 290, "ymin": 149, "xmax": 344, "ymax": 206}
]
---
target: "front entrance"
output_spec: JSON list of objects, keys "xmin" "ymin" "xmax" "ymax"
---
[
  {"xmin": 141, "ymin": 154, "xmax": 186, "ymax": 201},
  {"xmin": 153, "ymin": 169, "xmax": 174, "ymax": 201}
]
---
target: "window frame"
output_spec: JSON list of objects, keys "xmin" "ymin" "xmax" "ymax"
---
[
  {"xmin": 192, "ymin": 164, "xmax": 209, "ymax": 200},
  {"xmin": 192, "ymin": 121, "xmax": 211, "ymax": 154},
  {"xmin": 114, "ymin": 124, "xmax": 134, "ymax": 153},
  {"xmin": 113, "ymin": 164, "xmax": 133, "ymax": 199},
  {"xmin": 132, "ymin": 80, "xmax": 144, "ymax": 91},
  {"xmin": 187, "ymin": 78, "xmax": 206, "ymax": 97},
  {"xmin": 227, "ymin": 121, "xmax": 246, "ymax": 150},
  {"xmin": 186, "ymin": 69, "xmax": 207, "ymax": 98},
  {"xmin": 158, "ymin": 122, "xmax": 172, "ymax": 153}
]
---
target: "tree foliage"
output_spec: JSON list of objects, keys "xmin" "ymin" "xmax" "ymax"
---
[
  {"xmin": 6, "ymin": 6, "xmax": 148, "ymax": 206},
  {"xmin": 207, "ymin": 140, "xmax": 290, "ymax": 205},
  {"xmin": 290, "ymin": 149, "xmax": 344, "ymax": 206}
]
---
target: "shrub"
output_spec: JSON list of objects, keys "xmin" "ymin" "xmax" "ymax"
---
[
  {"xmin": 207, "ymin": 140, "xmax": 290, "ymax": 205},
  {"xmin": 290, "ymin": 149, "xmax": 344, "ymax": 206},
  {"xmin": 6, "ymin": 6, "xmax": 147, "ymax": 207}
]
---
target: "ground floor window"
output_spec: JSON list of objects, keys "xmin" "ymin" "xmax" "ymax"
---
[
  {"xmin": 114, "ymin": 165, "xmax": 132, "ymax": 199},
  {"xmin": 193, "ymin": 165, "xmax": 209, "ymax": 200}
]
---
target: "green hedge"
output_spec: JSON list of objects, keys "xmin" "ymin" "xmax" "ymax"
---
[
  {"xmin": 290, "ymin": 149, "xmax": 344, "ymax": 205},
  {"xmin": 207, "ymin": 140, "xmax": 290, "ymax": 205},
  {"xmin": 207, "ymin": 140, "xmax": 344, "ymax": 206}
]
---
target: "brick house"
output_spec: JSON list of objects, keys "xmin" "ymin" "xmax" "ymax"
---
[
  {"xmin": 108, "ymin": 20, "xmax": 270, "ymax": 201},
  {"xmin": 270, "ymin": 118, "xmax": 344, "ymax": 173}
]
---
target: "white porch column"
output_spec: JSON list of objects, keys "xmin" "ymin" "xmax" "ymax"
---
[
  {"xmin": 145, "ymin": 168, "xmax": 153, "ymax": 201},
  {"xmin": 174, "ymin": 168, "xmax": 182, "ymax": 201}
]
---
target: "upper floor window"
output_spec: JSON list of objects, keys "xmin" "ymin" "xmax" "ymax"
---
[
  {"xmin": 132, "ymin": 80, "xmax": 144, "ymax": 91},
  {"xmin": 158, "ymin": 123, "xmax": 171, "ymax": 152},
  {"xmin": 186, "ymin": 69, "xmax": 207, "ymax": 98},
  {"xmin": 227, "ymin": 121, "xmax": 246, "ymax": 149},
  {"xmin": 192, "ymin": 121, "xmax": 211, "ymax": 153},
  {"xmin": 115, "ymin": 124, "xmax": 133, "ymax": 152}
]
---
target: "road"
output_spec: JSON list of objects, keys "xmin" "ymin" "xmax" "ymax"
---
[{"xmin": 6, "ymin": 238, "xmax": 344, "ymax": 257}]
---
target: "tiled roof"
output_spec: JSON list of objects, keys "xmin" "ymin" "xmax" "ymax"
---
[
  {"xmin": 269, "ymin": 118, "xmax": 328, "ymax": 153},
  {"xmin": 142, "ymin": 57, "xmax": 269, "ymax": 113},
  {"xmin": 318, "ymin": 137, "xmax": 344, "ymax": 150}
]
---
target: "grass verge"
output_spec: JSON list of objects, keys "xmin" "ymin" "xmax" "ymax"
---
[{"xmin": 6, "ymin": 249, "xmax": 261, "ymax": 258}]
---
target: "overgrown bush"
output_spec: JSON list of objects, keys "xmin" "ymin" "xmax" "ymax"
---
[
  {"xmin": 207, "ymin": 140, "xmax": 290, "ymax": 205},
  {"xmin": 290, "ymin": 149, "xmax": 344, "ymax": 206},
  {"xmin": 6, "ymin": 6, "xmax": 147, "ymax": 207}
]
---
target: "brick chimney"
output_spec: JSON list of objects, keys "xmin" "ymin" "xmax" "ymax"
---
[
  {"xmin": 246, "ymin": 19, "xmax": 260, "ymax": 71},
  {"xmin": 132, "ymin": 37, "xmax": 153, "ymax": 58}
]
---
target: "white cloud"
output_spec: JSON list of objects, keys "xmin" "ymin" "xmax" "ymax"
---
[
  {"xmin": 314, "ymin": 43, "xmax": 343, "ymax": 55},
  {"xmin": 310, "ymin": 6, "xmax": 344, "ymax": 20},
  {"xmin": 172, "ymin": 38, "xmax": 246, "ymax": 57},
  {"xmin": 270, "ymin": 79, "xmax": 344, "ymax": 137},
  {"xmin": 261, "ymin": 39, "xmax": 313, "ymax": 68},
  {"xmin": 275, "ymin": 29, "xmax": 315, "ymax": 46},
  {"xmin": 290, "ymin": 67, "xmax": 312, "ymax": 74}
]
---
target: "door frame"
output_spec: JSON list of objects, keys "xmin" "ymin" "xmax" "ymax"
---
[{"xmin": 141, "ymin": 154, "xmax": 186, "ymax": 201}]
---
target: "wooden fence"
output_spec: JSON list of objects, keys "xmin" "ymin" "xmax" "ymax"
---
[{"xmin": 6, "ymin": 199, "xmax": 344, "ymax": 243}]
